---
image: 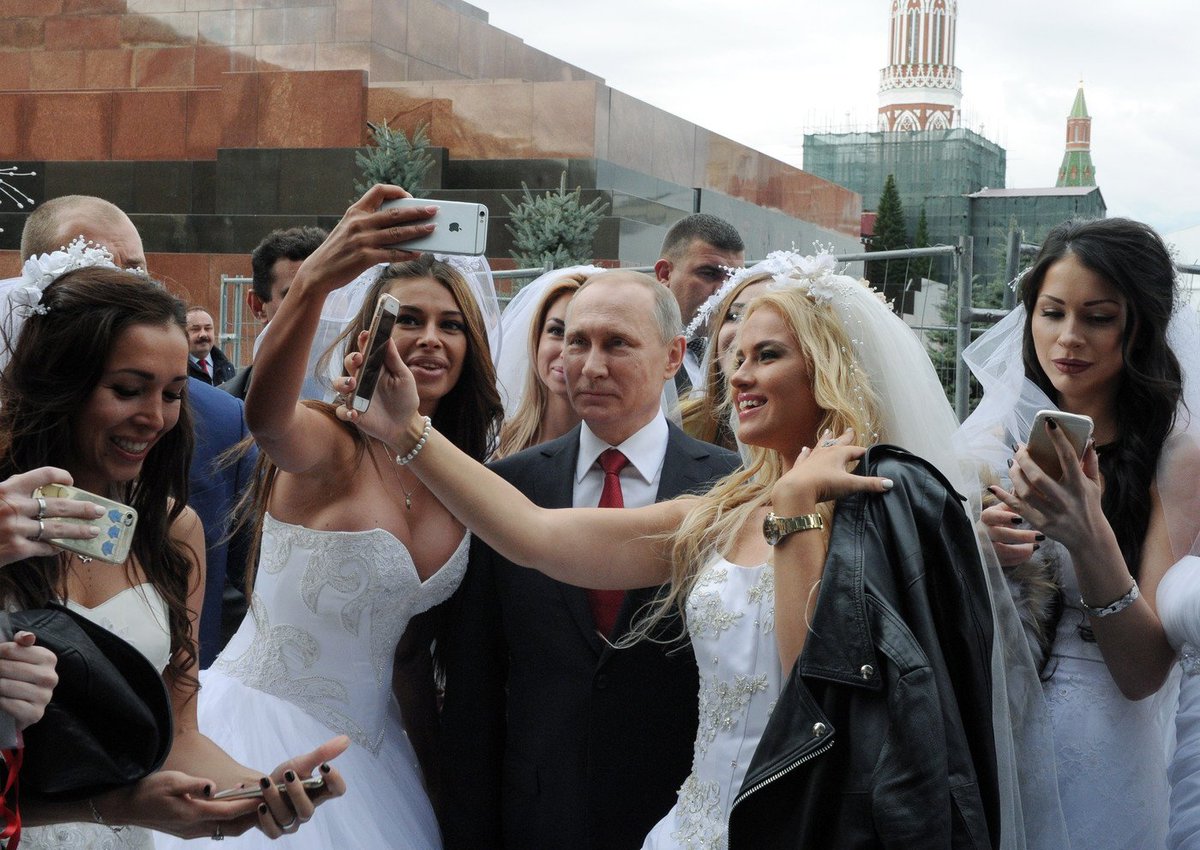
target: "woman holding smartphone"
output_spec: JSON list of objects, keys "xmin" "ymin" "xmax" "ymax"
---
[
  {"xmin": 176, "ymin": 187, "xmax": 503, "ymax": 848},
  {"xmin": 0, "ymin": 255, "xmax": 349, "ymax": 847},
  {"xmin": 957, "ymin": 217, "xmax": 1200, "ymax": 849}
]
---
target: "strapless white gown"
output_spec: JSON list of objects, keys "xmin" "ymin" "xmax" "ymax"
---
[
  {"xmin": 159, "ymin": 514, "xmax": 468, "ymax": 849},
  {"xmin": 22, "ymin": 584, "xmax": 171, "ymax": 850},
  {"xmin": 1159, "ymin": 554, "xmax": 1200, "ymax": 850},
  {"xmin": 1041, "ymin": 541, "xmax": 1175, "ymax": 850},
  {"xmin": 642, "ymin": 557, "xmax": 780, "ymax": 850}
]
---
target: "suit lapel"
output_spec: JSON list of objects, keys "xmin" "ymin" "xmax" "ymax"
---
[{"xmin": 535, "ymin": 429, "xmax": 607, "ymax": 657}]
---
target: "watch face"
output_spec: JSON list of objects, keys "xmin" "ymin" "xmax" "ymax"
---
[{"xmin": 763, "ymin": 513, "xmax": 782, "ymax": 546}]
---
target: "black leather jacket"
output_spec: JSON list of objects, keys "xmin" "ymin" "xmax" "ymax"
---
[{"xmin": 728, "ymin": 446, "xmax": 999, "ymax": 849}]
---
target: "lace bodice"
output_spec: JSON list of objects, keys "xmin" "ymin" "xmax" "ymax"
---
[
  {"xmin": 214, "ymin": 514, "xmax": 469, "ymax": 754},
  {"xmin": 651, "ymin": 557, "xmax": 780, "ymax": 850}
]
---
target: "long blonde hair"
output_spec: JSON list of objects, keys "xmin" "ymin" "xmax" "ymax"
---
[
  {"xmin": 629, "ymin": 286, "xmax": 884, "ymax": 642},
  {"xmin": 494, "ymin": 274, "xmax": 586, "ymax": 459},
  {"xmin": 680, "ymin": 271, "xmax": 772, "ymax": 448}
]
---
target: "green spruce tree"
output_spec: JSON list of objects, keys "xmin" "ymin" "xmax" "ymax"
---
[
  {"xmin": 865, "ymin": 174, "xmax": 909, "ymax": 310},
  {"xmin": 354, "ymin": 121, "xmax": 435, "ymax": 198},
  {"xmin": 503, "ymin": 172, "xmax": 609, "ymax": 269}
]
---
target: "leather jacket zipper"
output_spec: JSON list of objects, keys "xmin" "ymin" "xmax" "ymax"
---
[{"xmin": 731, "ymin": 734, "xmax": 835, "ymax": 810}]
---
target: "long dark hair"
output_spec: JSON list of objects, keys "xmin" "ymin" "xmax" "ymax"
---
[
  {"xmin": 1020, "ymin": 217, "xmax": 1182, "ymax": 579},
  {"xmin": 0, "ymin": 266, "xmax": 199, "ymax": 677}
]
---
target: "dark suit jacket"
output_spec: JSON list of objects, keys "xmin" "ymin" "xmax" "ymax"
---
[
  {"xmin": 188, "ymin": 347, "xmax": 236, "ymax": 385},
  {"xmin": 440, "ymin": 422, "xmax": 739, "ymax": 850},
  {"xmin": 219, "ymin": 364, "xmax": 252, "ymax": 400},
  {"xmin": 187, "ymin": 378, "xmax": 257, "ymax": 667}
]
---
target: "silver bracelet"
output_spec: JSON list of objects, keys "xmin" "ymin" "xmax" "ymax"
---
[
  {"xmin": 1080, "ymin": 578, "xmax": 1140, "ymax": 618},
  {"xmin": 394, "ymin": 416, "xmax": 432, "ymax": 466},
  {"xmin": 88, "ymin": 798, "xmax": 125, "ymax": 834}
]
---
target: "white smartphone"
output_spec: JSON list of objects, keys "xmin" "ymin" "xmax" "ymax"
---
[
  {"xmin": 212, "ymin": 776, "xmax": 325, "ymax": 801},
  {"xmin": 379, "ymin": 197, "xmax": 489, "ymax": 255},
  {"xmin": 32, "ymin": 484, "xmax": 138, "ymax": 564},
  {"xmin": 1026, "ymin": 409, "xmax": 1094, "ymax": 479},
  {"xmin": 349, "ymin": 293, "xmax": 401, "ymax": 414}
]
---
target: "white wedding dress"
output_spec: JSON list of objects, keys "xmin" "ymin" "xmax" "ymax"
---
[
  {"xmin": 160, "ymin": 514, "xmax": 468, "ymax": 849},
  {"xmin": 22, "ymin": 584, "xmax": 172, "ymax": 850},
  {"xmin": 1040, "ymin": 540, "xmax": 1175, "ymax": 850},
  {"xmin": 1159, "ymin": 554, "xmax": 1200, "ymax": 850},
  {"xmin": 642, "ymin": 556, "xmax": 780, "ymax": 850}
]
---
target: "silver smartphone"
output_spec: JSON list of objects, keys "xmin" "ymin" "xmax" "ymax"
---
[
  {"xmin": 1026, "ymin": 409, "xmax": 1094, "ymax": 479},
  {"xmin": 349, "ymin": 293, "xmax": 401, "ymax": 414},
  {"xmin": 379, "ymin": 197, "xmax": 489, "ymax": 255},
  {"xmin": 32, "ymin": 484, "xmax": 138, "ymax": 564},
  {"xmin": 212, "ymin": 776, "xmax": 325, "ymax": 801}
]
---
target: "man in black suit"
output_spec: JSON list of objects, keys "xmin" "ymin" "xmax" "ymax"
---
[
  {"xmin": 440, "ymin": 270, "xmax": 740, "ymax": 850},
  {"xmin": 185, "ymin": 306, "xmax": 236, "ymax": 384}
]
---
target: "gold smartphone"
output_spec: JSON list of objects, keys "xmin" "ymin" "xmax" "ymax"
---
[
  {"xmin": 212, "ymin": 776, "xmax": 325, "ymax": 801},
  {"xmin": 1026, "ymin": 410, "xmax": 1094, "ymax": 480},
  {"xmin": 349, "ymin": 293, "xmax": 401, "ymax": 414},
  {"xmin": 32, "ymin": 484, "xmax": 138, "ymax": 564}
]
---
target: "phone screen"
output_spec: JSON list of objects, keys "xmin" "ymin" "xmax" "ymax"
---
[{"xmin": 352, "ymin": 297, "xmax": 399, "ymax": 412}]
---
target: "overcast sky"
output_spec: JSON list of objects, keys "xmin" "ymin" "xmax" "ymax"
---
[{"xmin": 482, "ymin": 0, "xmax": 1199, "ymax": 238}]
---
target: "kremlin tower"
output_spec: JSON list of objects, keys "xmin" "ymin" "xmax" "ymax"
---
[
  {"xmin": 1056, "ymin": 84, "xmax": 1097, "ymax": 187},
  {"xmin": 878, "ymin": 0, "xmax": 963, "ymax": 131}
]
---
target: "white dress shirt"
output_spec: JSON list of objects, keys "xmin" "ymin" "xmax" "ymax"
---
[{"xmin": 573, "ymin": 412, "xmax": 669, "ymax": 509}]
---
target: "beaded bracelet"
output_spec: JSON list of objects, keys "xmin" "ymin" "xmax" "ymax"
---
[
  {"xmin": 394, "ymin": 416, "xmax": 432, "ymax": 466},
  {"xmin": 1080, "ymin": 579, "xmax": 1140, "ymax": 618}
]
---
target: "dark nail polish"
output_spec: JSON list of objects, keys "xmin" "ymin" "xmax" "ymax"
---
[
  {"xmin": 259, "ymin": 803, "xmax": 268, "ymax": 816},
  {"xmin": 1047, "ymin": 417, "xmax": 1058, "ymax": 430},
  {"xmin": 1006, "ymin": 458, "xmax": 1013, "ymax": 468},
  {"xmin": 319, "ymin": 763, "xmax": 331, "ymax": 774},
  {"xmin": 1035, "ymin": 533, "xmax": 1046, "ymax": 542},
  {"xmin": 284, "ymin": 771, "xmax": 296, "ymax": 783},
  {"xmin": 1011, "ymin": 516, "xmax": 1024, "ymax": 525},
  {"xmin": 259, "ymin": 776, "xmax": 271, "ymax": 790},
  {"xmin": 203, "ymin": 785, "xmax": 212, "ymax": 797},
  {"xmin": 1011, "ymin": 444, "xmax": 1019, "ymax": 453},
  {"xmin": 1033, "ymin": 544, "xmax": 1041, "ymax": 551}
]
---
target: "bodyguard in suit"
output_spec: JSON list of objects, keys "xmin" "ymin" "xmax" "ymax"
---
[
  {"xmin": 185, "ymin": 306, "xmax": 236, "ymax": 385},
  {"xmin": 440, "ymin": 271, "xmax": 740, "ymax": 850}
]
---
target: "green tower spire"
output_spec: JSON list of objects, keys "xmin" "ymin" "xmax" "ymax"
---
[{"xmin": 1057, "ymin": 83, "xmax": 1096, "ymax": 187}]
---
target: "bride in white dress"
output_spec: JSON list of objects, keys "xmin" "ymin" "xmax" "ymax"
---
[
  {"xmin": 0, "ymin": 252, "xmax": 348, "ymax": 846},
  {"xmin": 161, "ymin": 189, "xmax": 503, "ymax": 848},
  {"xmin": 959, "ymin": 217, "xmax": 1200, "ymax": 849},
  {"xmin": 336, "ymin": 253, "xmax": 1020, "ymax": 847}
]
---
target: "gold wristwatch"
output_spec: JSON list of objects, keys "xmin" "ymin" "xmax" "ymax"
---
[{"xmin": 762, "ymin": 511, "xmax": 824, "ymax": 546}]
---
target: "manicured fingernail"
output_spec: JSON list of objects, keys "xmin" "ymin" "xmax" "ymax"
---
[
  {"xmin": 1006, "ymin": 458, "xmax": 1013, "ymax": 468},
  {"xmin": 92, "ymin": 504, "xmax": 106, "ymax": 517},
  {"xmin": 259, "ymin": 776, "xmax": 271, "ymax": 790},
  {"xmin": 319, "ymin": 763, "xmax": 331, "ymax": 774},
  {"xmin": 1010, "ymin": 444, "xmax": 1018, "ymax": 453},
  {"xmin": 881, "ymin": 478, "xmax": 893, "ymax": 491},
  {"xmin": 203, "ymin": 785, "xmax": 212, "ymax": 797},
  {"xmin": 284, "ymin": 771, "xmax": 296, "ymax": 783},
  {"xmin": 1035, "ymin": 533, "xmax": 1046, "ymax": 542},
  {"xmin": 1011, "ymin": 516, "xmax": 1024, "ymax": 525},
  {"xmin": 259, "ymin": 803, "xmax": 268, "ymax": 815},
  {"xmin": 86, "ymin": 526, "xmax": 100, "ymax": 536},
  {"xmin": 1033, "ymin": 544, "xmax": 1041, "ymax": 551},
  {"xmin": 1047, "ymin": 417, "xmax": 1058, "ymax": 430}
]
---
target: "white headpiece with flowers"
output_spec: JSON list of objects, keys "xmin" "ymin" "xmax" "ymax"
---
[{"xmin": 13, "ymin": 236, "xmax": 119, "ymax": 316}]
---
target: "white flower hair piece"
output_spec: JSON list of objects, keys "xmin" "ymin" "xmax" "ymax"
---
[
  {"xmin": 684, "ymin": 247, "xmax": 848, "ymax": 338},
  {"xmin": 15, "ymin": 236, "xmax": 118, "ymax": 316}
]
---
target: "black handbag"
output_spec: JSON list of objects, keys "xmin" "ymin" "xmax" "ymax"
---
[{"xmin": 10, "ymin": 603, "xmax": 173, "ymax": 801}]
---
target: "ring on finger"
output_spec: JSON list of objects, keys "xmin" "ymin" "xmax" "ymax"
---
[
  {"xmin": 821, "ymin": 439, "xmax": 837, "ymax": 448},
  {"xmin": 279, "ymin": 816, "xmax": 300, "ymax": 831},
  {"xmin": 34, "ymin": 519, "xmax": 45, "ymax": 542},
  {"xmin": 35, "ymin": 496, "xmax": 47, "ymax": 521},
  {"xmin": 213, "ymin": 824, "xmax": 224, "ymax": 841}
]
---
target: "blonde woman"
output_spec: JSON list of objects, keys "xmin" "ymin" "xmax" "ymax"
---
[
  {"xmin": 335, "ymin": 251, "xmax": 1008, "ymax": 848},
  {"xmin": 494, "ymin": 267, "xmax": 599, "ymax": 459}
]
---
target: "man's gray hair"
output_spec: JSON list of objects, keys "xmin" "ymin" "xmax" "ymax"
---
[{"xmin": 573, "ymin": 270, "xmax": 682, "ymax": 346}]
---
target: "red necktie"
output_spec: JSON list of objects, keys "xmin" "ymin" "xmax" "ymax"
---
[
  {"xmin": 588, "ymin": 448, "xmax": 628, "ymax": 638},
  {"xmin": 199, "ymin": 358, "xmax": 209, "ymax": 376}
]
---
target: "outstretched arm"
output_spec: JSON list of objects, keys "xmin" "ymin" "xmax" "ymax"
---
[
  {"xmin": 245, "ymin": 184, "xmax": 437, "ymax": 474},
  {"xmin": 334, "ymin": 346, "xmax": 684, "ymax": 589}
]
